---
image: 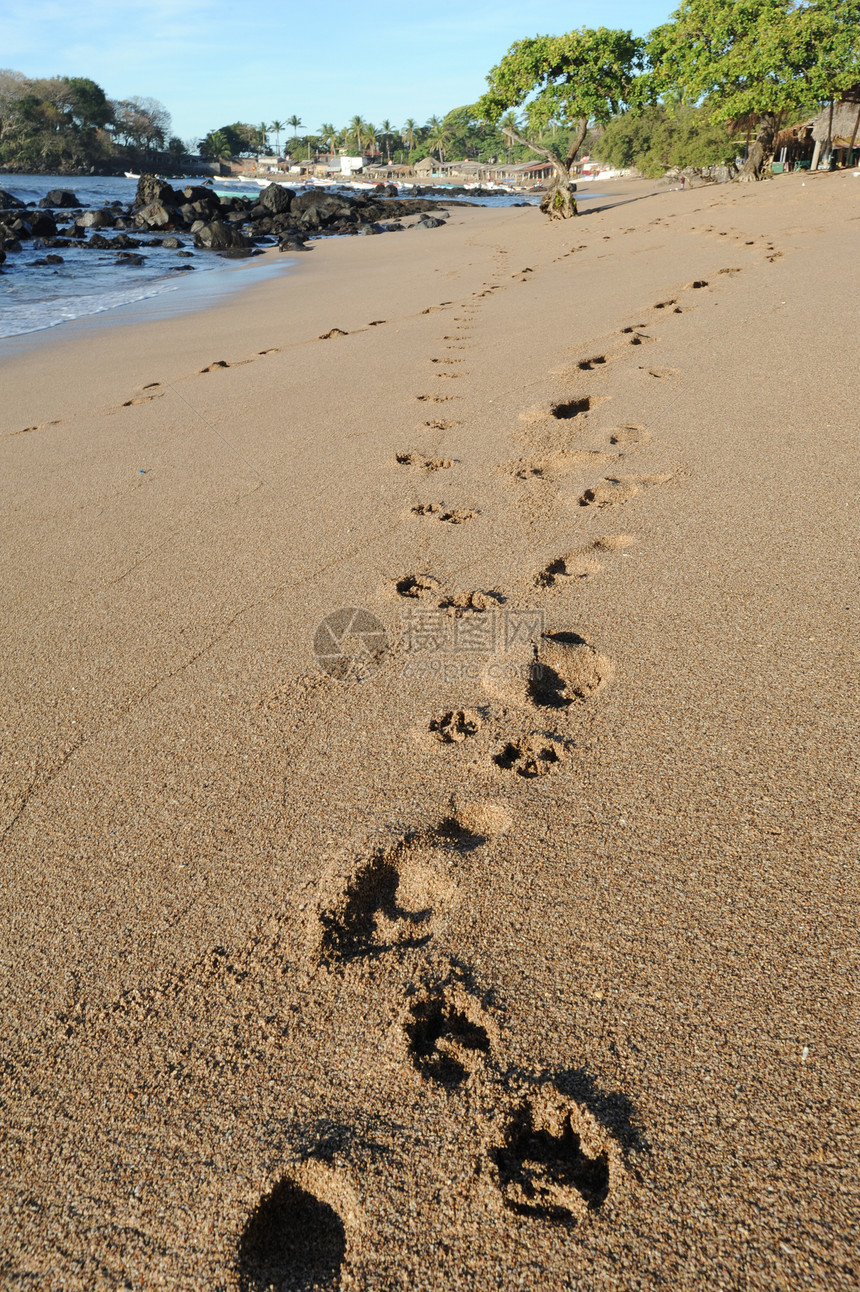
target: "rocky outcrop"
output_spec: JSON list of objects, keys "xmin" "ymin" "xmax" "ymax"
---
[
  {"xmin": 258, "ymin": 184, "xmax": 294, "ymax": 215},
  {"xmin": 192, "ymin": 220, "xmax": 252, "ymax": 251},
  {"xmin": 134, "ymin": 175, "xmax": 177, "ymax": 209},
  {"xmin": 38, "ymin": 189, "xmax": 80, "ymax": 208}
]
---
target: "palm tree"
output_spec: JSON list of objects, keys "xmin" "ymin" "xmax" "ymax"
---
[
  {"xmin": 499, "ymin": 110, "xmax": 520, "ymax": 164},
  {"xmin": 287, "ymin": 114, "xmax": 302, "ymax": 152},
  {"xmin": 426, "ymin": 114, "xmax": 451, "ymax": 164},
  {"xmin": 348, "ymin": 115, "xmax": 365, "ymax": 152},
  {"xmin": 364, "ymin": 121, "xmax": 377, "ymax": 155},
  {"xmin": 402, "ymin": 117, "xmax": 418, "ymax": 154},
  {"xmin": 257, "ymin": 122, "xmax": 269, "ymax": 156},
  {"xmin": 379, "ymin": 118, "xmax": 393, "ymax": 163},
  {"xmin": 319, "ymin": 122, "xmax": 338, "ymax": 155},
  {"xmin": 269, "ymin": 119, "xmax": 285, "ymax": 155}
]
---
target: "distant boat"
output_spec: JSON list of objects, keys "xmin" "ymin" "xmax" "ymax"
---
[{"xmin": 124, "ymin": 172, "xmax": 140, "ymax": 179}]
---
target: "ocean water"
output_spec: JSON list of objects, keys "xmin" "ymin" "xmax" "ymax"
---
[{"xmin": 0, "ymin": 174, "xmax": 545, "ymax": 340}]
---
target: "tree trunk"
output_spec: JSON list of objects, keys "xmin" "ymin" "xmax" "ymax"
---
[
  {"xmin": 539, "ymin": 168, "xmax": 578, "ymax": 219},
  {"xmin": 739, "ymin": 112, "xmax": 777, "ymax": 182},
  {"xmin": 498, "ymin": 118, "xmax": 585, "ymax": 220}
]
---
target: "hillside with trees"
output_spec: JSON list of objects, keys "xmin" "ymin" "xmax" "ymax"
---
[{"xmin": 0, "ymin": 70, "xmax": 186, "ymax": 172}]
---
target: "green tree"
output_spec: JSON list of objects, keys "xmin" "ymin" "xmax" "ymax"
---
[
  {"xmin": 319, "ymin": 121, "xmax": 338, "ymax": 154},
  {"xmin": 402, "ymin": 117, "xmax": 418, "ymax": 156},
  {"xmin": 268, "ymin": 118, "xmax": 285, "ymax": 154},
  {"xmin": 647, "ymin": 0, "xmax": 860, "ymax": 179},
  {"xmin": 379, "ymin": 118, "xmax": 393, "ymax": 161},
  {"xmin": 347, "ymin": 114, "xmax": 365, "ymax": 151},
  {"xmin": 476, "ymin": 27, "xmax": 644, "ymax": 217},
  {"xmin": 595, "ymin": 103, "xmax": 736, "ymax": 175},
  {"xmin": 287, "ymin": 113, "xmax": 302, "ymax": 150}
]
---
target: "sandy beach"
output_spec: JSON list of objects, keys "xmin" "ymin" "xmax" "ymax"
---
[{"xmin": 1, "ymin": 172, "xmax": 857, "ymax": 1289}]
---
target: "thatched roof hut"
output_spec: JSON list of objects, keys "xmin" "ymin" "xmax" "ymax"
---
[{"xmin": 811, "ymin": 91, "xmax": 860, "ymax": 147}]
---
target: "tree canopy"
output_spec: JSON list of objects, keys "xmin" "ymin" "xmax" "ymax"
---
[{"xmin": 476, "ymin": 27, "xmax": 644, "ymax": 177}]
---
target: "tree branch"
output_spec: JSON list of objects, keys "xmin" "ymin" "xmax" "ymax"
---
[{"xmin": 500, "ymin": 125, "xmax": 564, "ymax": 171}]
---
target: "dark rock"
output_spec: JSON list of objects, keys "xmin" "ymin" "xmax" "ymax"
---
[
  {"xmin": 217, "ymin": 246, "xmax": 254, "ymax": 258},
  {"xmin": 162, "ymin": 236, "xmax": 183, "ymax": 249},
  {"xmin": 225, "ymin": 210, "xmax": 248, "ymax": 223},
  {"xmin": 182, "ymin": 185, "xmax": 220, "ymax": 208},
  {"xmin": 277, "ymin": 232, "xmax": 312, "ymax": 251},
  {"xmin": 134, "ymin": 174, "xmax": 177, "ymax": 209},
  {"xmin": 193, "ymin": 220, "xmax": 251, "ymax": 250},
  {"xmin": 177, "ymin": 250, "xmax": 194, "ymax": 257},
  {"xmin": 2, "ymin": 238, "xmax": 23, "ymax": 253},
  {"xmin": 169, "ymin": 264, "xmax": 195, "ymax": 271},
  {"xmin": 44, "ymin": 254, "xmax": 64, "ymax": 264},
  {"xmin": 27, "ymin": 211, "xmax": 58, "ymax": 237},
  {"xmin": 258, "ymin": 183, "xmax": 294, "ymax": 215},
  {"xmin": 39, "ymin": 189, "xmax": 80, "ymax": 208},
  {"xmin": 77, "ymin": 209, "xmax": 112, "ymax": 229},
  {"xmin": 414, "ymin": 215, "xmax": 445, "ymax": 229},
  {"xmin": 0, "ymin": 248, "xmax": 5, "ymax": 266},
  {"xmin": 116, "ymin": 253, "xmax": 145, "ymax": 265},
  {"xmin": 0, "ymin": 190, "xmax": 25, "ymax": 210}
]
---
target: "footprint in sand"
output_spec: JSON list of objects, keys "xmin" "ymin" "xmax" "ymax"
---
[
  {"xmin": 493, "ymin": 733, "xmax": 568, "ymax": 779},
  {"xmin": 487, "ymin": 1086, "xmax": 620, "ymax": 1224},
  {"xmin": 545, "ymin": 395, "xmax": 608, "ymax": 422},
  {"xmin": 318, "ymin": 327, "xmax": 349, "ymax": 339},
  {"xmin": 422, "ymin": 419, "xmax": 460, "ymax": 431},
  {"xmin": 577, "ymin": 354, "xmax": 611, "ymax": 371},
  {"xmin": 483, "ymin": 631, "xmax": 613, "ymax": 711},
  {"xmin": 508, "ymin": 448, "xmax": 611, "ymax": 481},
  {"xmin": 536, "ymin": 535, "xmax": 634, "ymax": 588},
  {"xmin": 430, "ymin": 708, "xmax": 484, "ymax": 744},
  {"xmin": 8, "ymin": 419, "xmax": 65, "ymax": 436},
  {"xmin": 653, "ymin": 299, "xmax": 677, "ymax": 310},
  {"xmin": 311, "ymin": 810, "xmax": 506, "ymax": 974},
  {"xmin": 639, "ymin": 367, "xmax": 678, "ymax": 380},
  {"xmin": 578, "ymin": 473, "xmax": 673, "ymax": 508},
  {"xmin": 411, "ymin": 504, "xmax": 478, "ymax": 524},
  {"xmin": 237, "ymin": 1163, "xmax": 361, "ymax": 1292},
  {"xmin": 120, "ymin": 392, "xmax": 163, "ymax": 407},
  {"xmin": 607, "ymin": 426, "xmax": 650, "ymax": 447},
  {"xmin": 685, "ymin": 280, "xmax": 709, "ymax": 290},
  {"xmin": 626, "ymin": 331, "xmax": 655, "ymax": 347},
  {"xmin": 402, "ymin": 970, "xmax": 497, "ymax": 1087},
  {"xmin": 416, "ymin": 394, "xmax": 455, "ymax": 404},
  {"xmin": 395, "ymin": 573, "xmax": 443, "ymax": 599},
  {"xmin": 395, "ymin": 452, "xmax": 453, "ymax": 471}
]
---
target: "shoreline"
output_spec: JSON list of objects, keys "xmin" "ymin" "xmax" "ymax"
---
[{"xmin": 2, "ymin": 170, "xmax": 856, "ymax": 1288}]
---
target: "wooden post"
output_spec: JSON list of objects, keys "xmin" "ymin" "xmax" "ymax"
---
[{"xmin": 847, "ymin": 102, "xmax": 860, "ymax": 167}]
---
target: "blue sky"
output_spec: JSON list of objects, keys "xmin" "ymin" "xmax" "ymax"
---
[{"xmin": 1, "ymin": 1, "xmax": 676, "ymax": 145}]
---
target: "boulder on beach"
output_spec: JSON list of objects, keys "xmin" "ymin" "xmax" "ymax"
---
[
  {"xmin": 135, "ymin": 201, "xmax": 179, "ymax": 229},
  {"xmin": 76, "ymin": 210, "xmax": 112, "ymax": 229},
  {"xmin": 134, "ymin": 175, "xmax": 177, "ymax": 209},
  {"xmin": 193, "ymin": 220, "xmax": 252, "ymax": 251},
  {"xmin": 258, "ymin": 184, "xmax": 294, "ymax": 215},
  {"xmin": 0, "ymin": 190, "xmax": 26, "ymax": 210},
  {"xmin": 39, "ymin": 189, "xmax": 80, "ymax": 208},
  {"xmin": 28, "ymin": 211, "xmax": 58, "ymax": 237}
]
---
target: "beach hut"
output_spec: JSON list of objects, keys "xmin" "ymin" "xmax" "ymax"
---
[
  {"xmin": 809, "ymin": 90, "xmax": 860, "ymax": 170},
  {"xmin": 415, "ymin": 157, "xmax": 438, "ymax": 178}
]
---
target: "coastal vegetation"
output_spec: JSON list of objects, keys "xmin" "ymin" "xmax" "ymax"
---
[{"xmin": 0, "ymin": 70, "xmax": 183, "ymax": 172}]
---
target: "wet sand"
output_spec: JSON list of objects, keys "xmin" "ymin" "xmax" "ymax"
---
[{"xmin": 1, "ymin": 173, "xmax": 857, "ymax": 1290}]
